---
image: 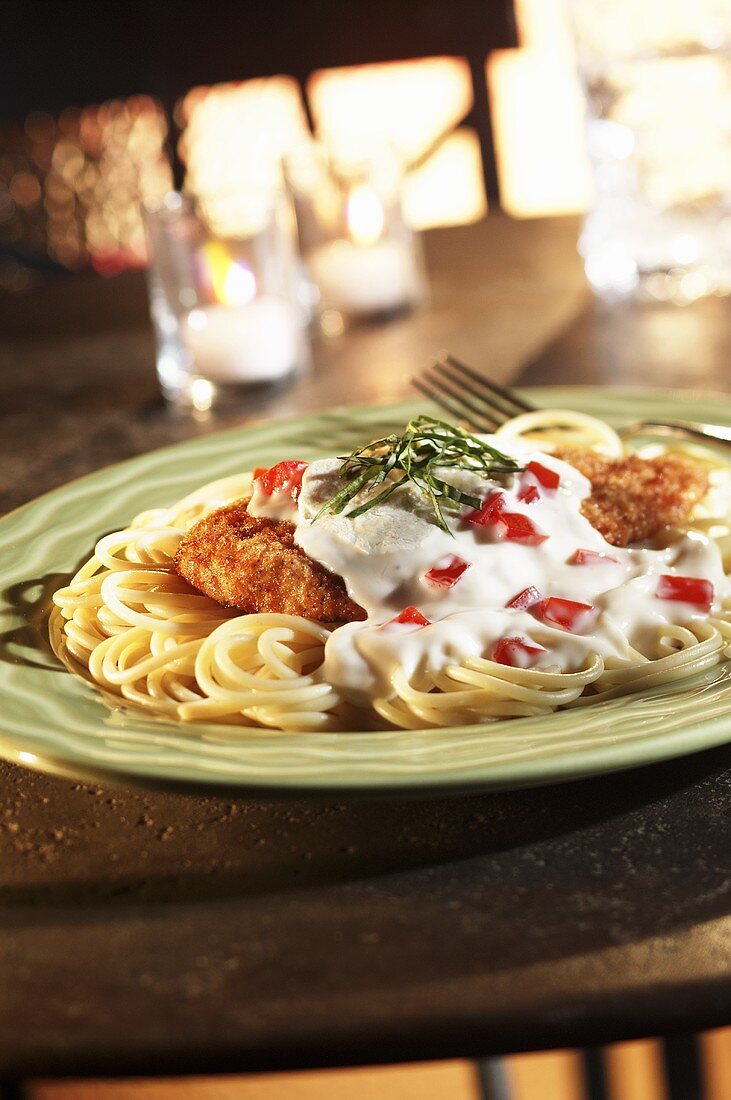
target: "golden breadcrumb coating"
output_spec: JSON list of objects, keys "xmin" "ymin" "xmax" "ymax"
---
[
  {"xmin": 175, "ymin": 499, "xmax": 366, "ymax": 623},
  {"xmin": 553, "ymin": 448, "xmax": 708, "ymax": 547}
]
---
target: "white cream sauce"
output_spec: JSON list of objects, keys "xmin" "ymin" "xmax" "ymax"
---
[
  {"xmin": 249, "ymin": 438, "xmax": 727, "ymax": 704},
  {"xmin": 248, "ymin": 480, "xmax": 300, "ymax": 524}
]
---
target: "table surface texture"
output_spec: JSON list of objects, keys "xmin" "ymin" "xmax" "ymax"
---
[{"xmin": 1, "ymin": 213, "xmax": 730, "ymax": 1078}]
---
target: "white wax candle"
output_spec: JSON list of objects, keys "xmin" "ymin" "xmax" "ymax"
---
[
  {"xmin": 183, "ymin": 296, "xmax": 300, "ymax": 383},
  {"xmin": 307, "ymin": 238, "xmax": 417, "ymax": 316}
]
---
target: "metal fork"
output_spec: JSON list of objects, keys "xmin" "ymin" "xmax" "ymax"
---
[{"xmin": 413, "ymin": 353, "xmax": 731, "ymax": 449}]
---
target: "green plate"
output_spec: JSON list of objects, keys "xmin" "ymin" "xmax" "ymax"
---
[{"xmin": 2, "ymin": 387, "xmax": 731, "ymax": 796}]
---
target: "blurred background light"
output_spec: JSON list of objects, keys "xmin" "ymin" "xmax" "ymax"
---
[
  {"xmin": 487, "ymin": 0, "xmax": 593, "ymax": 217},
  {"xmin": 176, "ymin": 60, "xmax": 487, "ymax": 238},
  {"xmin": 402, "ymin": 127, "xmax": 487, "ymax": 230},
  {"xmin": 2, "ymin": 0, "xmax": 729, "ymax": 287},
  {"xmin": 0, "ymin": 95, "xmax": 171, "ymax": 278},
  {"xmin": 307, "ymin": 57, "xmax": 486, "ymax": 230},
  {"xmin": 568, "ymin": 0, "xmax": 731, "ymax": 58},
  {"xmin": 307, "ymin": 56, "xmax": 473, "ymax": 166},
  {"xmin": 178, "ymin": 77, "xmax": 311, "ymax": 201}
]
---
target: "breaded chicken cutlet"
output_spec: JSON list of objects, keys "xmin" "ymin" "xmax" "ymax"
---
[
  {"xmin": 553, "ymin": 447, "xmax": 708, "ymax": 547},
  {"xmin": 175, "ymin": 450, "xmax": 709, "ymax": 620},
  {"xmin": 175, "ymin": 499, "xmax": 366, "ymax": 623}
]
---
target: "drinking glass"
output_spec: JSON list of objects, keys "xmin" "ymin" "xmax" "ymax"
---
[
  {"xmin": 284, "ymin": 143, "xmax": 428, "ymax": 334},
  {"xmin": 569, "ymin": 0, "xmax": 731, "ymax": 302},
  {"xmin": 143, "ymin": 190, "xmax": 310, "ymax": 409}
]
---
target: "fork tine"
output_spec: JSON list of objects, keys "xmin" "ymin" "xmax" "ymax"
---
[
  {"xmin": 430, "ymin": 360, "xmax": 514, "ymax": 428},
  {"xmin": 443, "ymin": 354, "xmax": 535, "ymax": 416},
  {"xmin": 421, "ymin": 366, "xmax": 503, "ymax": 430},
  {"xmin": 411, "ymin": 378, "xmax": 496, "ymax": 434}
]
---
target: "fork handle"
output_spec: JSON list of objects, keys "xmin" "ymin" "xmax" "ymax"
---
[{"xmin": 619, "ymin": 419, "xmax": 731, "ymax": 449}]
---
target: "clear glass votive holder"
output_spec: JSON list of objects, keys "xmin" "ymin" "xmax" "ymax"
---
[
  {"xmin": 569, "ymin": 0, "xmax": 731, "ymax": 304},
  {"xmin": 142, "ymin": 191, "xmax": 311, "ymax": 409},
  {"xmin": 284, "ymin": 143, "xmax": 428, "ymax": 333}
]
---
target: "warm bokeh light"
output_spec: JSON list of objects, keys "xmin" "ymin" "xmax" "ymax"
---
[
  {"xmin": 1, "ymin": 57, "xmax": 489, "ymax": 284},
  {"xmin": 403, "ymin": 128, "xmax": 487, "ymax": 230},
  {"xmin": 489, "ymin": 0, "xmax": 731, "ymax": 220},
  {"xmin": 179, "ymin": 77, "xmax": 310, "ymax": 201},
  {"xmin": 346, "ymin": 185, "xmax": 385, "ymax": 246},
  {"xmin": 179, "ymin": 61, "xmax": 487, "ymax": 236},
  {"xmin": 607, "ymin": 53, "xmax": 731, "ymax": 209},
  {"xmin": 307, "ymin": 57, "xmax": 486, "ymax": 229},
  {"xmin": 221, "ymin": 261, "xmax": 257, "ymax": 307},
  {"xmin": 0, "ymin": 96, "xmax": 172, "ymax": 277},
  {"xmin": 487, "ymin": 0, "xmax": 593, "ymax": 217},
  {"xmin": 197, "ymin": 241, "xmax": 258, "ymax": 306},
  {"xmin": 308, "ymin": 57, "xmax": 473, "ymax": 166},
  {"xmin": 5, "ymin": 1, "xmax": 729, "ymax": 286},
  {"xmin": 488, "ymin": 50, "xmax": 592, "ymax": 217},
  {"xmin": 49, "ymin": 97, "xmax": 171, "ymax": 273},
  {"xmin": 569, "ymin": 0, "xmax": 731, "ymax": 57}
]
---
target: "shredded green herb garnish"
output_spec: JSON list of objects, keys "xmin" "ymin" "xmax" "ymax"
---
[{"xmin": 312, "ymin": 416, "xmax": 522, "ymax": 533}]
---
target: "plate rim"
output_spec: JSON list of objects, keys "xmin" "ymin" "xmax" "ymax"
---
[{"xmin": 1, "ymin": 701, "xmax": 730, "ymax": 797}]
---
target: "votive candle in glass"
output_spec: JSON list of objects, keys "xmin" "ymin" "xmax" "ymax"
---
[
  {"xmin": 143, "ymin": 191, "xmax": 310, "ymax": 408},
  {"xmin": 285, "ymin": 144, "xmax": 428, "ymax": 332}
]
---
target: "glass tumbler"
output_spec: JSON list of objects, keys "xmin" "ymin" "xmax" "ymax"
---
[
  {"xmin": 284, "ymin": 143, "xmax": 428, "ymax": 333},
  {"xmin": 143, "ymin": 190, "xmax": 310, "ymax": 409},
  {"xmin": 569, "ymin": 0, "xmax": 731, "ymax": 303}
]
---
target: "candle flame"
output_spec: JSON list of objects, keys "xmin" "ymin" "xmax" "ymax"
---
[
  {"xmin": 201, "ymin": 241, "xmax": 257, "ymax": 305},
  {"xmin": 221, "ymin": 261, "xmax": 257, "ymax": 306},
  {"xmin": 346, "ymin": 185, "xmax": 385, "ymax": 246}
]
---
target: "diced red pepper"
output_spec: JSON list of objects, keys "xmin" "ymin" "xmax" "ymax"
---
[
  {"xmin": 492, "ymin": 636, "xmax": 546, "ymax": 667},
  {"xmin": 500, "ymin": 512, "xmax": 549, "ymax": 545},
  {"xmin": 518, "ymin": 483, "xmax": 540, "ymax": 505},
  {"xmin": 656, "ymin": 575, "xmax": 713, "ymax": 612},
  {"xmin": 385, "ymin": 605, "xmax": 431, "ymax": 628},
  {"xmin": 465, "ymin": 492, "xmax": 548, "ymax": 545},
  {"xmin": 568, "ymin": 549, "xmax": 619, "ymax": 566},
  {"xmin": 424, "ymin": 554, "xmax": 471, "ymax": 589},
  {"xmin": 526, "ymin": 460, "xmax": 560, "ymax": 490},
  {"xmin": 254, "ymin": 460, "xmax": 309, "ymax": 501},
  {"xmin": 464, "ymin": 491, "xmax": 505, "ymax": 528},
  {"xmin": 536, "ymin": 596, "xmax": 594, "ymax": 632},
  {"xmin": 506, "ymin": 585, "xmax": 542, "ymax": 610}
]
